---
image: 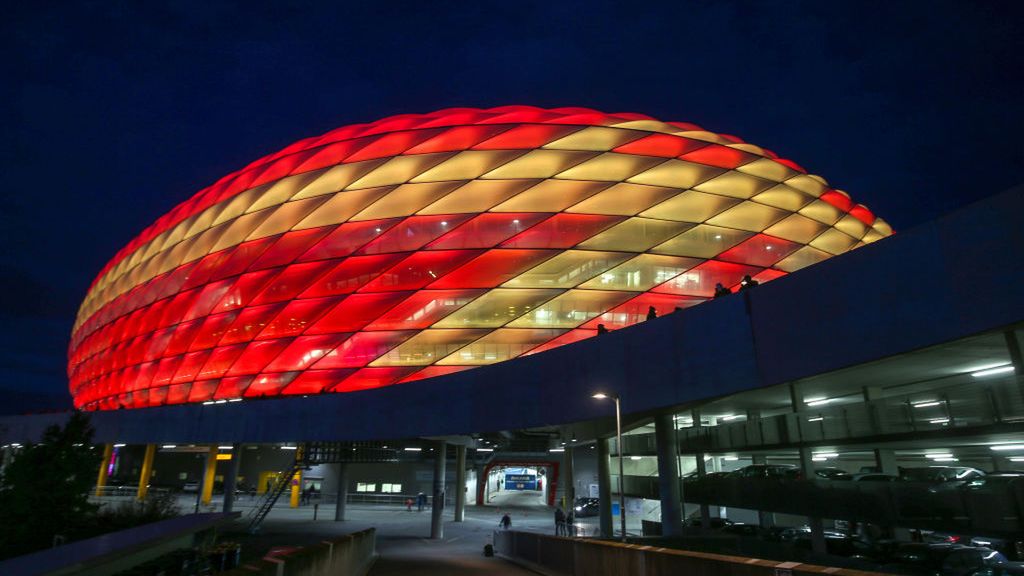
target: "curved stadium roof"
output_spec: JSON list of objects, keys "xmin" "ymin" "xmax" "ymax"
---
[{"xmin": 68, "ymin": 106, "xmax": 892, "ymax": 410}]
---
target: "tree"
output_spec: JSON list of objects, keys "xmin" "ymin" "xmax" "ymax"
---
[{"xmin": 0, "ymin": 411, "xmax": 101, "ymax": 559}]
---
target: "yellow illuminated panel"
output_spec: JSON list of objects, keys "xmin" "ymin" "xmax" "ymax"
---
[
  {"xmin": 506, "ymin": 290, "xmax": 636, "ymax": 328},
  {"xmin": 437, "ymin": 328, "xmax": 566, "ymax": 365},
  {"xmin": 652, "ymin": 224, "xmax": 753, "ymax": 258},
  {"xmin": 502, "ymin": 251, "xmax": 632, "ymax": 288},
  {"xmin": 433, "ymin": 289, "xmax": 563, "ymax": 328},
  {"xmin": 578, "ymin": 254, "xmax": 701, "ymax": 291},
  {"xmin": 640, "ymin": 190, "xmax": 740, "ymax": 223},
  {"xmin": 566, "ymin": 183, "xmax": 680, "ymax": 216},
  {"xmin": 576, "ymin": 218, "xmax": 691, "ymax": 252},
  {"xmin": 370, "ymin": 329, "xmax": 489, "ymax": 366}
]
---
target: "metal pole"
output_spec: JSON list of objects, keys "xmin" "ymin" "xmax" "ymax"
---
[{"xmin": 615, "ymin": 396, "xmax": 626, "ymax": 543}]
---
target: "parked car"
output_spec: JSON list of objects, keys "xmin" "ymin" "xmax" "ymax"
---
[
  {"xmin": 849, "ymin": 473, "xmax": 900, "ymax": 482},
  {"xmin": 886, "ymin": 543, "xmax": 1008, "ymax": 576},
  {"xmin": 683, "ymin": 516, "xmax": 733, "ymax": 529},
  {"xmin": 183, "ymin": 481, "xmax": 199, "ymax": 493},
  {"xmin": 815, "ymin": 467, "xmax": 853, "ymax": 480},
  {"xmin": 968, "ymin": 565, "xmax": 1024, "ymax": 576},
  {"xmin": 900, "ymin": 467, "xmax": 986, "ymax": 484},
  {"xmin": 727, "ymin": 464, "xmax": 801, "ymax": 480},
  {"xmin": 721, "ymin": 522, "xmax": 763, "ymax": 537},
  {"xmin": 573, "ymin": 497, "xmax": 600, "ymax": 517}
]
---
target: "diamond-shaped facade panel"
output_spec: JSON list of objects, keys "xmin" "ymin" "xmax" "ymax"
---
[{"xmin": 68, "ymin": 106, "xmax": 893, "ymax": 410}]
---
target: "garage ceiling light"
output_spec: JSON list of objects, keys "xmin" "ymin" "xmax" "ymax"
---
[
  {"xmin": 990, "ymin": 444, "xmax": 1024, "ymax": 451},
  {"xmin": 972, "ymin": 365, "xmax": 1014, "ymax": 378}
]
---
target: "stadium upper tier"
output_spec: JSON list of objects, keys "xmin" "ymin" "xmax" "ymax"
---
[{"xmin": 68, "ymin": 106, "xmax": 891, "ymax": 410}]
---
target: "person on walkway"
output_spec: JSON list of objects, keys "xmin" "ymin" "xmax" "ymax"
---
[
  {"xmin": 554, "ymin": 507, "xmax": 565, "ymax": 535},
  {"xmin": 500, "ymin": 513, "xmax": 512, "ymax": 530},
  {"xmin": 405, "ymin": 497, "xmax": 414, "ymax": 512},
  {"xmin": 597, "ymin": 324, "xmax": 609, "ymax": 335},
  {"xmin": 416, "ymin": 492, "xmax": 426, "ymax": 511},
  {"xmin": 646, "ymin": 306, "xmax": 657, "ymax": 320},
  {"xmin": 714, "ymin": 283, "xmax": 731, "ymax": 298},
  {"xmin": 565, "ymin": 510, "xmax": 575, "ymax": 537},
  {"xmin": 739, "ymin": 275, "xmax": 759, "ymax": 291}
]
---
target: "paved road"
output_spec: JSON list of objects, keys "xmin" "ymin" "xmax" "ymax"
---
[{"xmin": 191, "ymin": 489, "xmax": 587, "ymax": 574}]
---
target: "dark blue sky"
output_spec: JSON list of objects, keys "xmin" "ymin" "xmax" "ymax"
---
[{"xmin": 2, "ymin": 1, "xmax": 1022, "ymax": 411}]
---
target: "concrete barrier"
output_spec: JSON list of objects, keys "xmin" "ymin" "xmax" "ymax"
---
[
  {"xmin": 493, "ymin": 530, "xmax": 887, "ymax": 576},
  {"xmin": 225, "ymin": 528, "xmax": 375, "ymax": 576}
]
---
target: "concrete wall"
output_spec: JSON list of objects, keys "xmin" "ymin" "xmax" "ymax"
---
[{"xmin": 224, "ymin": 527, "xmax": 376, "ymax": 576}]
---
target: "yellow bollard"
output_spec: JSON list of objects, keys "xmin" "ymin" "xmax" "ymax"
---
[
  {"xmin": 95, "ymin": 443, "xmax": 113, "ymax": 497},
  {"xmin": 137, "ymin": 444, "xmax": 156, "ymax": 501},
  {"xmin": 201, "ymin": 446, "xmax": 218, "ymax": 505}
]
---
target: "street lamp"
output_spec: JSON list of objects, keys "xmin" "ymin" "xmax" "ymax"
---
[{"xmin": 592, "ymin": 392, "xmax": 626, "ymax": 542}]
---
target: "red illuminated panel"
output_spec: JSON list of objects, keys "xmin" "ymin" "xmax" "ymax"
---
[
  {"xmin": 472, "ymin": 125, "xmax": 580, "ymax": 149},
  {"xmin": 427, "ymin": 250, "xmax": 556, "ymax": 289},
  {"xmin": 753, "ymin": 269, "xmax": 787, "ymax": 284},
  {"xmin": 280, "ymin": 369, "xmax": 357, "ymax": 395},
  {"xmin": 364, "ymin": 289, "xmax": 485, "ymax": 330},
  {"xmin": 426, "ymin": 213, "xmax": 551, "ymax": 249},
  {"xmin": 344, "ymin": 130, "xmax": 442, "ymax": 162},
  {"xmin": 849, "ymin": 205, "xmax": 875, "ymax": 225},
  {"xmin": 652, "ymin": 260, "xmax": 762, "ymax": 297},
  {"xmin": 187, "ymin": 311, "xmax": 241, "ymax": 351},
  {"xmin": 357, "ymin": 214, "xmax": 474, "ymax": 255},
  {"xmin": 214, "ymin": 376, "xmax": 253, "ymax": 399},
  {"xmin": 306, "ymin": 292, "xmax": 412, "ymax": 333},
  {"xmin": 213, "ymin": 269, "xmax": 281, "ymax": 312},
  {"xmin": 329, "ymin": 367, "xmax": 419, "ymax": 392},
  {"xmin": 299, "ymin": 254, "xmax": 408, "ymax": 297},
  {"xmin": 219, "ymin": 303, "xmax": 287, "ymax": 345},
  {"xmin": 312, "ymin": 331, "xmax": 416, "ymax": 368},
  {"xmin": 524, "ymin": 329, "xmax": 596, "ymax": 355},
  {"xmin": 210, "ymin": 237, "xmax": 277, "ymax": 280},
  {"xmin": 681, "ymin": 145, "xmax": 755, "ymax": 169},
  {"xmin": 225, "ymin": 338, "xmax": 294, "ymax": 376},
  {"xmin": 250, "ymin": 261, "xmax": 334, "ymax": 304},
  {"xmin": 298, "ymin": 219, "xmax": 401, "ymax": 262},
  {"xmin": 263, "ymin": 334, "xmax": 353, "ymax": 372},
  {"xmin": 399, "ymin": 365, "xmax": 472, "ymax": 383},
  {"xmin": 255, "ymin": 297, "xmax": 339, "ymax": 340},
  {"xmin": 187, "ymin": 379, "xmax": 218, "ymax": 403},
  {"xmin": 196, "ymin": 343, "xmax": 247, "ymax": 380},
  {"xmin": 716, "ymin": 234, "xmax": 802, "ymax": 267},
  {"xmin": 249, "ymin": 227, "xmax": 335, "ymax": 270},
  {"xmin": 612, "ymin": 134, "xmax": 706, "ymax": 158},
  {"xmin": 243, "ymin": 373, "xmax": 299, "ymax": 398},
  {"xmin": 500, "ymin": 214, "xmax": 624, "ymax": 249},
  {"xmin": 358, "ymin": 250, "xmax": 483, "ymax": 292},
  {"xmin": 404, "ymin": 125, "xmax": 510, "ymax": 154},
  {"xmin": 171, "ymin": 350, "xmax": 212, "ymax": 383},
  {"xmin": 821, "ymin": 190, "xmax": 855, "ymax": 212}
]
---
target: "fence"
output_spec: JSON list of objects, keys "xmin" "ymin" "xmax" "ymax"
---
[{"xmin": 493, "ymin": 530, "xmax": 888, "ymax": 576}]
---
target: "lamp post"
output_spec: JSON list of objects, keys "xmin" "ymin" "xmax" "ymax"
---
[{"xmin": 593, "ymin": 392, "xmax": 626, "ymax": 542}]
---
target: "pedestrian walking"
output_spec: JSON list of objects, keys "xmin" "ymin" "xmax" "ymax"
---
[
  {"xmin": 646, "ymin": 306, "xmax": 657, "ymax": 320},
  {"xmin": 500, "ymin": 513, "xmax": 512, "ymax": 530},
  {"xmin": 739, "ymin": 275, "xmax": 759, "ymax": 291},
  {"xmin": 566, "ymin": 511, "xmax": 575, "ymax": 537},
  {"xmin": 554, "ymin": 507, "xmax": 565, "ymax": 535},
  {"xmin": 416, "ymin": 492, "xmax": 426, "ymax": 512},
  {"xmin": 714, "ymin": 282, "xmax": 731, "ymax": 298},
  {"xmin": 406, "ymin": 497, "xmax": 414, "ymax": 512}
]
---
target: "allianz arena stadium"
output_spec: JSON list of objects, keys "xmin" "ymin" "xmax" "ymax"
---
[{"xmin": 68, "ymin": 106, "xmax": 892, "ymax": 410}]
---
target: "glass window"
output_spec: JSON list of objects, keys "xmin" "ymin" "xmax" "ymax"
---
[
  {"xmin": 652, "ymin": 260, "xmax": 761, "ymax": 297},
  {"xmin": 370, "ymin": 329, "xmax": 488, "ymax": 366},
  {"xmin": 437, "ymin": 328, "xmax": 566, "ymax": 365},
  {"xmin": 716, "ymin": 234, "xmax": 802, "ymax": 267},
  {"xmin": 427, "ymin": 249, "xmax": 557, "ymax": 289},
  {"xmin": 433, "ymin": 288, "xmax": 563, "ymax": 328},
  {"xmin": 578, "ymin": 254, "xmax": 700, "ymax": 291},
  {"xmin": 357, "ymin": 483, "xmax": 376, "ymax": 492},
  {"xmin": 426, "ymin": 212, "xmax": 551, "ymax": 249},
  {"xmin": 365, "ymin": 290, "xmax": 485, "ymax": 330},
  {"xmin": 502, "ymin": 250, "xmax": 632, "ymax": 288},
  {"xmin": 358, "ymin": 250, "xmax": 483, "ymax": 292},
  {"xmin": 506, "ymin": 290, "xmax": 636, "ymax": 328},
  {"xmin": 311, "ymin": 331, "xmax": 416, "ymax": 368}
]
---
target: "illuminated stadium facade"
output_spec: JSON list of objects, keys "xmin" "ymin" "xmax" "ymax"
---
[{"xmin": 68, "ymin": 106, "xmax": 893, "ymax": 411}]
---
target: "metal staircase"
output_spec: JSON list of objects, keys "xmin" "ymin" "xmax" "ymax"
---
[{"xmin": 245, "ymin": 461, "xmax": 302, "ymax": 534}]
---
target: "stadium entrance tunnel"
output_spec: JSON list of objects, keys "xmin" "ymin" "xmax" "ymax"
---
[{"xmin": 480, "ymin": 461, "xmax": 560, "ymax": 509}]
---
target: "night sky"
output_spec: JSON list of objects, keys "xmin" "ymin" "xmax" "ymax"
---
[{"xmin": 2, "ymin": 1, "xmax": 1022, "ymax": 412}]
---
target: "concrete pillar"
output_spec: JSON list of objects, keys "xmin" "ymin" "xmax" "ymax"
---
[
  {"xmin": 200, "ymin": 446, "xmax": 218, "ymax": 505},
  {"xmin": 655, "ymin": 413, "xmax": 682, "ymax": 537},
  {"xmin": 475, "ymin": 464, "xmax": 487, "ymax": 505},
  {"xmin": 95, "ymin": 443, "xmax": 113, "ymax": 497},
  {"xmin": 454, "ymin": 445, "xmax": 466, "ymax": 522},
  {"xmin": 137, "ymin": 444, "xmax": 156, "ymax": 501},
  {"xmin": 431, "ymin": 440, "xmax": 447, "ymax": 539},
  {"xmin": 335, "ymin": 463, "xmax": 349, "ymax": 521},
  {"xmin": 750, "ymin": 454, "xmax": 775, "ymax": 527},
  {"xmin": 563, "ymin": 446, "xmax": 576, "ymax": 510},
  {"xmin": 222, "ymin": 443, "xmax": 242, "ymax": 513},
  {"xmin": 597, "ymin": 438, "xmax": 613, "ymax": 538},
  {"xmin": 694, "ymin": 452, "xmax": 712, "ymax": 528},
  {"xmin": 798, "ymin": 447, "xmax": 827, "ymax": 554},
  {"xmin": 874, "ymin": 448, "xmax": 898, "ymax": 475}
]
